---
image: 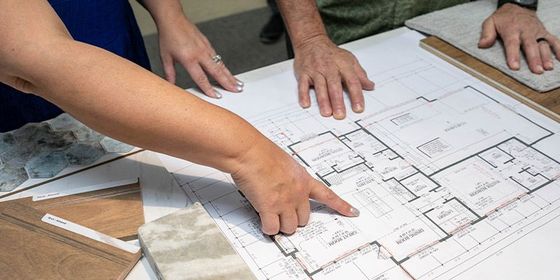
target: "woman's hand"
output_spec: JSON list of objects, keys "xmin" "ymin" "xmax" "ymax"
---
[
  {"xmin": 232, "ymin": 137, "xmax": 359, "ymax": 235},
  {"xmin": 157, "ymin": 17, "xmax": 243, "ymax": 98}
]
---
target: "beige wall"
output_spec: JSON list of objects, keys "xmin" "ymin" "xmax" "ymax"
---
[{"xmin": 130, "ymin": 0, "xmax": 267, "ymax": 35}]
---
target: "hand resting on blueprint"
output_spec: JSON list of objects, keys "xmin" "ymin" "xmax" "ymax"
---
[
  {"xmin": 0, "ymin": 0, "xmax": 358, "ymax": 236},
  {"xmin": 293, "ymin": 35, "xmax": 375, "ymax": 120},
  {"xmin": 277, "ymin": 0, "xmax": 375, "ymax": 121},
  {"xmin": 139, "ymin": 0, "xmax": 243, "ymax": 98},
  {"xmin": 478, "ymin": 3, "xmax": 560, "ymax": 74}
]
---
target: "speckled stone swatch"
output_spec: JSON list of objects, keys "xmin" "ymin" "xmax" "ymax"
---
[
  {"xmin": 139, "ymin": 203, "xmax": 255, "ymax": 280},
  {"xmin": 0, "ymin": 114, "xmax": 135, "ymax": 192}
]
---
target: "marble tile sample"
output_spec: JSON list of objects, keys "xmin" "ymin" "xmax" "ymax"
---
[
  {"xmin": 139, "ymin": 202, "xmax": 256, "ymax": 280},
  {"xmin": 0, "ymin": 114, "xmax": 136, "ymax": 192}
]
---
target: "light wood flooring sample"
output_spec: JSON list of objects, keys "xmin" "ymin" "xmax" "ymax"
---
[
  {"xmin": 0, "ymin": 203, "xmax": 141, "ymax": 280},
  {"xmin": 1, "ymin": 182, "xmax": 144, "ymax": 240}
]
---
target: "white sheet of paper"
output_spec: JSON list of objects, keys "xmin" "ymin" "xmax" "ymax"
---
[{"xmin": 158, "ymin": 30, "xmax": 560, "ymax": 280}]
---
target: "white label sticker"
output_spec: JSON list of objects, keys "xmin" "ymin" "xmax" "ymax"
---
[
  {"xmin": 41, "ymin": 213, "xmax": 140, "ymax": 254},
  {"xmin": 33, "ymin": 178, "xmax": 138, "ymax": 201}
]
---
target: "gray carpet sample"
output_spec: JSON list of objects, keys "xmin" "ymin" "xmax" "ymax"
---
[{"xmin": 406, "ymin": 0, "xmax": 560, "ymax": 92}]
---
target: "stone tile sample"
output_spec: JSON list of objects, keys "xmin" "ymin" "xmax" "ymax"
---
[
  {"xmin": 65, "ymin": 142, "xmax": 106, "ymax": 165},
  {"xmin": 0, "ymin": 114, "xmax": 136, "ymax": 192},
  {"xmin": 0, "ymin": 165, "xmax": 28, "ymax": 192},
  {"xmin": 139, "ymin": 203, "xmax": 255, "ymax": 280},
  {"xmin": 101, "ymin": 137, "xmax": 135, "ymax": 153},
  {"xmin": 25, "ymin": 151, "xmax": 69, "ymax": 179}
]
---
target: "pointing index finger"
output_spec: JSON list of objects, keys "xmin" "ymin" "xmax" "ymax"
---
[{"xmin": 309, "ymin": 179, "xmax": 360, "ymax": 217}]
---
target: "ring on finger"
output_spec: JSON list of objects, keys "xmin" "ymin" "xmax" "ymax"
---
[
  {"xmin": 211, "ymin": 54, "xmax": 222, "ymax": 64},
  {"xmin": 537, "ymin": 37, "xmax": 548, "ymax": 44}
]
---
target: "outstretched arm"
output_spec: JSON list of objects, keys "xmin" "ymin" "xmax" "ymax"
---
[
  {"xmin": 0, "ymin": 0, "xmax": 358, "ymax": 235},
  {"xmin": 277, "ymin": 0, "xmax": 374, "ymax": 120}
]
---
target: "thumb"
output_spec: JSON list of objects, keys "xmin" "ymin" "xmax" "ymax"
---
[
  {"xmin": 479, "ymin": 17, "xmax": 497, "ymax": 49},
  {"xmin": 309, "ymin": 180, "xmax": 360, "ymax": 217}
]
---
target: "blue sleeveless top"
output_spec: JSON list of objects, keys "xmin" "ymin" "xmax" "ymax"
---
[{"xmin": 0, "ymin": 0, "xmax": 151, "ymax": 132}]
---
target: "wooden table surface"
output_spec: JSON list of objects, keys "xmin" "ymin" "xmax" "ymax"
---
[{"xmin": 421, "ymin": 36, "xmax": 560, "ymax": 122}]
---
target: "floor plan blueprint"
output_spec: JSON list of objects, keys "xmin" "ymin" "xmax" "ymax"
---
[{"xmin": 158, "ymin": 31, "xmax": 560, "ymax": 280}]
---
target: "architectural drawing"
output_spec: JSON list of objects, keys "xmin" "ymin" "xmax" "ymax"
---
[{"xmin": 158, "ymin": 31, "xmax": 560, "ymax": 280}]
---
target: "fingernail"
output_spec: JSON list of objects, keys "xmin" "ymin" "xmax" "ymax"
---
[
  {"xmin": 354, "ymin": 103, "xmax": 364, "ymax": 113},
  {"xmin": 350, "ymin": 207, "xmax": 360, "ymax": 217},
  {"xmin": 236, "ymin": 79, "xmax": 244, "ymax": 87},
  {"xmin": 334, "ymin": 110, "xmax": 345, "ymax": 119},
  {"xmin": 214, "ymin": 90, "xmax": 222, "ymax": 99},
  {"xmin": 236, "ymin": 85, "xmax": 243, "ymax": 92},
  {"xmin": 536, "ymin": 65, "xmax": 544, "ymax": 73},
  {"xmin": 300, "ymin": 101, "xmax": 310, "ymax": 108},
  {"xmin": 512, "ymin": 61, "xmax": 520, "ymax": 70}
]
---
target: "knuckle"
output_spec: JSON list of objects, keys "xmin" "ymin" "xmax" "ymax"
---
[
  {"xmin": 347, "ymin": 78, "xmax": 362, "ymax": 89},
  {"xmin": 323, "ymin": 189, "xmax": 338, "ymax": 202}
]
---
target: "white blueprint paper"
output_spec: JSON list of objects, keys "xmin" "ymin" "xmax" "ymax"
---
[{"xmin": 158, "ymin": 30, "xmax": 560, "ymax": 280}]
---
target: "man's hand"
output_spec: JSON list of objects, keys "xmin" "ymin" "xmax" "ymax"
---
[
  {"xmin": 294, "ymin": 35, "xmax": 374, "ymax": 120},
  {"xmin": 158, "ymin": 17, "xmax": 243, "ymax": 98},
  {"xmin": 478, "ymin": 3, "xmax": 560, "ymax": 74},
  {"xmin": 232, "ymin": 137, "xmax": 359, "ymax": 235}
]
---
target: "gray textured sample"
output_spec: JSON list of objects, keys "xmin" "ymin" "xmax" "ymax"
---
[
  {"xmin": 0, "ymin": 165, "xmax": 28, "ymax": 192},
  {"xmin": 72, "ymin": 125, "xmax": 105, "ymax": 142},
  {"xmin": 139, "ymin": 203, "xmax": 255, "ymax": 280},
  {"xmin": 25, "ymin": 151, "xmax": 69, "ymax": 179},
  {"xmin": 0, "ymin": 143, "xmax": 36, "ymax": 167},
  {"xmin": 64, "ymin": 142, "xmax": 106, "ymax": 165},
  {"xmin": 406, "ymin": 0, "xmax": 560, "ymax": 92},
  {"xmin": 0, "ymin": 133, "xmax": 15, "ymax": 151},
  {"xmin": 101, "ymin": 137, "xmax": 135, "ymax": 153},
  {"xmin": 0, "ymin": 113, "xmax": 136, "ymax": 191}
]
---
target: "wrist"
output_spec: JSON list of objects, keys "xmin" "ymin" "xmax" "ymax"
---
[
  {"xmin": 293, "ymin": 33, "xmax": 333, "ymax": 55},
  {"xmin": 154, "ymin": 11, "xmax": 190, "ymax": 32}
]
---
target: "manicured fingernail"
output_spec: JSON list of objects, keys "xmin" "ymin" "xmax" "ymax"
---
[
  {"xmin": 214, "ymin": 90, "xmax": 222, "ymax": 99},
  {"xmin": 354, "ymin": 103, "xmax": 364, "ymax": 113},
  {"xmin": 236, "ymin": 85, "xmax": 243, "ymax": 92},
  {"xmin": 350, "ymin": 207, "xmax": 360, "ymax": 217},
  {"xmin": 236, "ymin": 79, "xmax": 244, "ymax": 87}
]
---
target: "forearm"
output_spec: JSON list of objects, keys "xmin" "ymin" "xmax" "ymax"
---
[
  {"xmin": 27, "ymin": 40, "xmax": 261, "ymax": 174},
  {"xmin": 276, "ymin": 0, "xmax": 330, "ymax": 50},
  {"xmin": 137, "ymin": 0, "xmax": 189, "ymax": 30}
]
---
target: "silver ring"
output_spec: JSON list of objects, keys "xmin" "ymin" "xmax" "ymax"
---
[{"xmin": 211, "ymin": 54, "xmax": 222, "ymax": 64}]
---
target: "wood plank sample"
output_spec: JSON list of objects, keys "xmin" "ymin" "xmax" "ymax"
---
[
  {"xmin": 420, "ymin": 36, "xmax": 560, "ymax": 122},
  {"xmin": 0, "ymin": 202, "xmax": 141, "ymax": 280},
  {"xmin": 0, "ymin": 181, "xmax": 144, "ymax": 240}
]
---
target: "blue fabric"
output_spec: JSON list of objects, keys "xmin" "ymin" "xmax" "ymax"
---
[{"xmin": 0, "ymin": 0, "xmax": 151, "ymax": 132}]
